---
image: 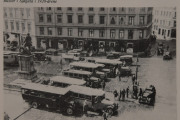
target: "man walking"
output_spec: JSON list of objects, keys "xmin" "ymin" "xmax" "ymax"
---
[
  {"xmin": 126, "ymin": 86, "xmax": 129, "ymax": 98},
  {"xmin": 119, "ymin": 89, "xmax": 122, "ymax": 101}
]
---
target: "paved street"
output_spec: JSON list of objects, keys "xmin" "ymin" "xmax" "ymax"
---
[{"xmin": 4, "ymin": 55, "xmax": 176, "ymax": 120}]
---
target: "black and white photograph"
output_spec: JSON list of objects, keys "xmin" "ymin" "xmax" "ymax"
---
[{"xmin": 2, "ymin": 6, "xmax": 177, "ymax": 120}]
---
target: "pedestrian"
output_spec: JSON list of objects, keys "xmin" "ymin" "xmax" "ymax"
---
[
  {"xmin": 4, "ymin": 112, "xmax": 10, "ymax": 120},
  {"xmin": 119, "ymin": 89, "xmax": 122, "ymax": 101},
  {"xmin": 113, "ymin": 90, "xmax": 118, "ymax": 100},
  {"xmin": 167, "ymin": 45, "xmax": 169, "ymax": 51},
  {"xmin": 122, "ymin": 89, "xmax": 126, "ymax": 101},
  {"xmin": 139, "ymin": 88, "xmax": 143, "ymax": 97},
  {"xmin": 102, "ymin": 110, "xmax": 108, "ymax": 120},
  {"xmin": 126, "ymin": 86, "xmax": 129, "ymax": 98},
  {"xmin": 132, "ymin": 74, "xmax": 136, "ymax": 85},
  {"xmin": 101, "ymin": 80, "xmax": 106, "ymax": 90}
]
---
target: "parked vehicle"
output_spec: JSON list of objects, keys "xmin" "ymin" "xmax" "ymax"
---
[
  {"xmin": 163, "ymin": 51, "xmax": 173, "ymax": 60},
  {"xmin": 120, "ymin": 55, "xmax": 133, "ymax": 66},
  {"xmin": 106, "ymin": 52, "xmax": 120, "ymax": 59},
  {"xmin": 95, "ymin": 59, "xmax": 122, "ymax": 78},
  {"xmin": 69, "ymin": 62, "xmax": 107, "ymax": 79},
  {"xmin": 21, "ymin": 83, "xmax": 75, "ymax": 114},
  {"xmin": 120, "ymin": 66, "xmax": 132, "ymax": 77},
  {"xmin": 86, "ymin": 77, "xmax": 102, "ymax": 88},
  {"xmin": 4, "ymin": 51, "xmax": 19, "ymax": 66},
  {"xmin": 45, "ymin": 49, "xmax": 58, "ymax": 55},
  {"xmin": 49, "ymin": 76, "xmax": 86, "ymax": 88},
  {"xmin": 63, "ymin": 69, "xmax": 92, "ymax": 80},
  {"xmin": 32, "ymin": 52, "xmax": 46, "ymax": 61},
  {"xmin": 139, "ymin": 85, "xmax": 156, "ymax": 105},
  {"xmin": 68, "ymin": 85, "xmax": 118, "ymax": 115}
]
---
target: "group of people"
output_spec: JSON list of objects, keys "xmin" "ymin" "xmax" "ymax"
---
[{"xmin": 113, "ymin": 86, "xmax": 130, "ymax": 101}]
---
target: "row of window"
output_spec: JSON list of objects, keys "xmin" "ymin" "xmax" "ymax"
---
[
  {"xmin": 4, "ymin": 8, "xmax": 31, "ymax": 18},
  {"xmin": 5, "ymin": 21, "xmax": 31, "ymax": 33},
  {"xmin": 158, "ymin": 28, "xmax": 171, "ymax": 37},
  {"xmin": 39, "ymin": 14, "xmax": 145, "ymax": 25},
  {"xmin": 39, "ymin": 27, "xmax": 144, "ymax": 39},
  {"xmin": 154, "ymin": 10, "xmax": 173, "ymax": 17},
  {"xmin": 38, "ymin": 7, "xmax": 146, "ymax": 12},
  {"xmin": 154, "ymin": 19, "xmax": 171, "ymax": 26}
]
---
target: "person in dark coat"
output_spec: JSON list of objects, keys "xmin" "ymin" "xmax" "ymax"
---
[
  {"xmin": 132, "ymin": 74, "xmax": 136, "ymax": 85},
  {"xmin": 126, "ymin": 86, "xmax": 129, "ymax": 98},
  {"xmin": 119, "ymin": 89, "xmax": 122, "ymax": 101},
  {"xmin": 139, "ymin": 88, "xmax": 143, "ymax": 97},
  {"xmin": 122, "ymin": 89, "xmax": 126, "ymax": 101}
]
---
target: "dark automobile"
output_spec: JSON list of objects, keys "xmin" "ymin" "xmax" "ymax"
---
[
  {"xmin": 139, "ymin": 85, "xmax": 156, "ymax": 105},
  {"xmin": 163, "ymin": 51, "xmax": 173, "ymax": 60},
  {"xmin": 107, "ymin": 52, "xmax": 120, "ymax": 59},
  {"xmin": 45, "ymin": 49, "xmax": 58, "ymax": 55}
]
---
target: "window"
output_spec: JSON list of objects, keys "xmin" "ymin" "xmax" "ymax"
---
[
  {"xmin": 47, "ymin": 14, "xmax": 52, "ymax": 22},
  {"xmin": 110, "ymin": 16, "xmax": 116, "ymax": 24},
  {"xmin": 67, "ymin": 15, "xmax": 72, "ymax": 23},
  {"xmin": 10, "ymin": 22, "xmax": 14, "ymax": 31},
  {"xmin": 78, "ymin": 15, "xmax": 83, "ymax": 24},
  {"xmin": 67, "ymin": 7, "xmax": 72, "ymax": 11},
  {"xmin": 119, "ymin": 30, "xmax": 124, "ymax": 38},
  {"xmin": 112, "ymin": 7, "xmax": 116, "ymax": 11},
  {"xmin": 57, "ymin": 27, "xmax": 62, "ymax": 35},
  {"xmin": 167, "ymin": 30, "xmax": 170, "ymax": 37},
  {"xmin": 110, "ymin": 29, "xmax": 115, "ymax": 38},
  {"xmin": 139, "ymin": 30, "xmax": 143, "ymax": 38},
  {"xmin": 119, "ymin": 16, "xmax": 125, "ymax": 25},
  {"xmin": 89, "ymin": 7, "xmax": 94, "ymax": 11},
  {"xmin": 89, "ymin": 29, "xmax": 94, "ymax": 37},
  {"xmin": 99, "ymin": 29, "xmax": 105, "ymax": 37},
  {"xmin": 158, "ymin": 28, "xmax": 161, "ymax": 35},
  {"xmin": 78, "ymin": 29, "xmax": 83, "ymax": 37},
  {"xmin": 89, "ymin": 15, "xmax": 94, "ymax": 24},
  {"xmin": 57, "ymin": 15, "xmax": 62, "ymax": 23},
  {"xmin": 47, "ymin": 7, "xmax": 52, "ymax": 10},
  {"xmin": 100, "ymin": 7, "xmax": 105, "ymax": 11},
  {"xmin": 140, "ymin": 8, "xmax": 145, "ymax": 12},
  {"xmin": 47, "ymin": 27, "xmax": 52, "ymax": 35},
  {"xmin": 129, "ymin": 8, "xmax": 135, "ymax": 12},
  {"xmin": 99, "ymin": 16, "xmax": 105, "ymax": 24},
  {"xmin": 5, "ymin": 21, "xmax": 8, "ymax": 29},
  {"xmin": 173, "ymin": 21, "xmax": 176, "ymax": 27},
  {"xmin": 28, "ymin": 23, "xmax": 31, "ymax": 33},
  {"xmin": 39, "ymin": 7, "xmax": 44, "ymax": 11},
  {"xmin": 26, "ymin": 8, "xmax": 30, "ymax": 17},
  {"xmin": 20, "ymin": 8, "xmax": 24, "ymax": 17},
  {"xmin": 4, "ymin": 8, "xmax": 7, "ymax": 17},
  {"xmin": 16, "ymin": 22, "xmax": 19, "ymax": 31},
  {"xmin": 162, "ymin": 29, "xmax": 164, "ymax": 35},
  {"xmin": 22, "ymin": 23, "xmax": 25, "ymax": 32},
  {"xmin": 139, "ymin": 16, "xmax": 144, "ymax": 25},
  {"xmin": 40, "ymin": 27, "xmax": 44, "ymax": 35},
  {"xmin": 57, "ymin": 7, "xmax": 62, "ymax": 10},
  {"xmin": 39, "ymin": 14, "xmax": 43, "ymax": 22},
  {"xmin": 128, "ymin": 30, "xmax": 133, "ymax": 39},
  {"xmin": 129, "ymin": 16, "xmax": 135, "ymax": 25},
  {"xmin": 9, "ymin": 8, "xmax": 13, "ymax": 17},
  {"xmin": 78, "ymin": 7, "xmax": 83, "ymax": 11},
  {"xmin": 68, "ymin": 28, "xmax": 73, "ymax": 36}
]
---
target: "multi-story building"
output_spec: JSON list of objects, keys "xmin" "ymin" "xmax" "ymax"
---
[
  {"xmin": 3, "ymin": 7, "xmax": 36, "ymax": 48},
  {"xmin": 34, "ymin": 7, "xmax": 153, "ymax": 52},
  {"xmin": 153, "ymin": 7, "xmax": 176, "ymax": 40}
]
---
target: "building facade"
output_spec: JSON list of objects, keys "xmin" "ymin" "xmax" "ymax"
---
[
  {"xmin": 153, "ymin": 7, "xmax": 176, "ymax": 40},
  {"xmin": 3, "ymin": 7, "xmax": 36, "ymax": 48},
  {"xmin": 34, "ymin": 7, "xmax": 153, "ymax": 52}
]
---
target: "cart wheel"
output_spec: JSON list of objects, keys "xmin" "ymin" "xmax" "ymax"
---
[
  {"xmin": 32, "ymin": 102, "xmax": 38, "ymax": 109},
  {"xmin": 66, "ymin": 107, "xmax": 73, "ymax": 115}
]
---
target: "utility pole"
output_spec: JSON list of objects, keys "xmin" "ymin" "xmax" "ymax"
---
[{"xmin": 136, "ymin": 54, "xmax": 139, "ymax": 80}]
